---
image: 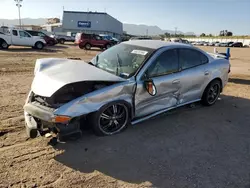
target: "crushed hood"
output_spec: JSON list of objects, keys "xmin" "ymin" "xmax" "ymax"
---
[{"xmin": 32, "ymin": 58, "xmax": 125, "ymax": 97}]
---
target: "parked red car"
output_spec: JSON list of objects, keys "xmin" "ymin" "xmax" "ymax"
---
[
  {"xmin": 25, "ymin": 30, "xmax": 57, "ymax": 46},
  {"xmin": 75, "ymin": 33, "xmax": 113, "ymax": 50}
]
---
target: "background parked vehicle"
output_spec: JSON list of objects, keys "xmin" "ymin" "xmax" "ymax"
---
[
  {"xmin": 219, "ymin": 42, "xmax": 228, "ymax": 47},
  {"xmin": 25, "ymin": 30, "xmax": 57, "ymax": 46},
  {"xmin": 99, "ymin": 34, "xmax": 119, "ymax": 44},
  {"xmin": 215, "ymin": 42, "xmax": 221, "ymax": 47},
  {"xmin": 213, "ymin": 41, "xmax": 220, "ymax": 46},
  {"xmin": 230, "ymin": 42, "xmax": 243, "ymax": 47},
  {"xmin": 51, "ymin": 34, "xmax": 75, "ymax": 44},
  {"xmin": 173, "ymin": 38, "xmax": 192, "ymax": 45},
  {"xmin": 129, "ymin": 36, "xmax": 152, "ymax": 40},
  {"xmin": 226, "ymin": 42, "xmax": 234, "ymax": 46},
  {"xmin": 75, "ymin": 33, "xmax": 113, "ymax": 50},
  {"xmin": 0, "ymin": 28, "xmax": 46, "ymax": 50},
  {"xmin": 199, "ymin": 41, "xmax": 205, "ymax": 46},
  {"xmin": 203, "ymin": 42, "xmax": 209, "ymax": 46},
  {"xmin": 208, "ymin": 42, "xmax": 215, "ymax": 46}
]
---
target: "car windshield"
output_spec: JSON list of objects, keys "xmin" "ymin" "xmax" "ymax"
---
[
  {"xmin": 91, "ymin": 43, "xmax": 154, "ymax": 78},
  {"xmin": 38, "ymin": 32, "xmax": 46, "ymax": 37}
]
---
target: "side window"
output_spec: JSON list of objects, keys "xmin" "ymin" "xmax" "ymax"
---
[
  {"xmin": 29, "ymin": 31, "xmax": 37, "ymax": 36},
  {"xmin": 12, "ymin": 30, "xmax": 18, "ymax": 36},
  {"xmin": 95, "ymin": 36, "xmax": 101, "ymax": 40},
  {"xmin": 146, "ymin": 49, "xmax": 179, "ymax": 78},
  {"xmin": 179, "ymin": 49, "xmax": 208, "ymax": 70},
  {"xmin": 19, "ymin": 31, "xmax": 31, "ymax": 38},
  {"xmin": 38, "ymin": 32, "xmax": 45, "ymax": 37}
]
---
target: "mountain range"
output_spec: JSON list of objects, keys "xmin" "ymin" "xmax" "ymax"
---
[
  {"xmin": 0, "ymin": 18, "xmax": 196, "ymax": 36},
  {"xmin": 123, "ymin": 23, "xmax": 195, "ymax": 36}
]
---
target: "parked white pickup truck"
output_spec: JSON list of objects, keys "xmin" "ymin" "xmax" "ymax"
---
[{"xmin": 0, "ymin": 28, "xmax": 46, "ymax": 49}]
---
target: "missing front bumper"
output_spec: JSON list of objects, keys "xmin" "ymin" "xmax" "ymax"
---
[{"xmin": 24, "ymin": 102, "xmax": 82, "ymax": 139}]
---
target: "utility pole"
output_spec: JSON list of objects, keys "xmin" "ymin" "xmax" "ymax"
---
[
  {"xmin": 14, "ymin": 0, "xmax": 23, "ymax": 28},
  {"xmin": 175, "ymin": 27, "xmax": 177, "ymax": 37}
]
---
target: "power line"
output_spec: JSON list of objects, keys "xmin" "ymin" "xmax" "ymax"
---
[{"xmin": 14, "ymin": 0, "xmax": 23, "ymax": 28}]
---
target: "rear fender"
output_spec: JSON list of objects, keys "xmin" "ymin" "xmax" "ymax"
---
[{"xmin": 201, "ymin": 59, "xmax": 229, "ymax": 96}]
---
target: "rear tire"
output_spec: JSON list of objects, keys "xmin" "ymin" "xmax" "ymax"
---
[
  {"xmin": 59, "ymin": 39, "xmax": 65, "ymax": 44},
  {"xmin": 35, "ymin": 42, "xmax": 44, "ymax": 50},
  {"xmin": 90, "ymin": 101, "xmax": 130, "ymax": 136},
  {"xmin": 106, "ymin": 44, "xmax": 111, "ymax": 49},
  {"xmin": 1, "ymin": 41, "xmax": 9, "ymax": 49},
  {"xmin": 202, "ymin": 80, "xmax": 221, "ymax": 106}
]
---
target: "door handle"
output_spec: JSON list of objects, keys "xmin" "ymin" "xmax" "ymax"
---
[
  {"xmin": 204, "ymin": 71, "xmax": 209, "ymax": 76},
  {"xmin": 172, "ymin": 79, "xmax": 180, "ymax": 84}
]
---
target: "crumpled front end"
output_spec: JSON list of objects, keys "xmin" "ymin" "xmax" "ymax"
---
[
  {"xmin": 24, "ymin": 57, "xmax": 137, "ymax": 139},
  {"xmin": 24, "ymin": 91, "xmax": 81, "ymax": 139},
  {"xmin": 24, "ymin": 80, "xmax": 135, "ymax": 139}
]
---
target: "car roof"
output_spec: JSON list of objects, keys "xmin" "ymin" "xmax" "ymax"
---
[{"xmin": 123, "ymin": 40, "xmax": 191, "ymax": 49}]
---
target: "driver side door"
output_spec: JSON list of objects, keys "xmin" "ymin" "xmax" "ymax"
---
[
  {"xmin": 93, "ymin": 35, "xmax": 104, "ymax": 47},
  {"xmin": 134, "ymin": 49, "xmax": 182, "ymax": 118},
  {"xmin": 15, "ymin": 30, "xmax": 33, "ymax": 46}
]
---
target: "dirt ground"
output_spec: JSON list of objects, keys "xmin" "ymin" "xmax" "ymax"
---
[{"xmin": 0, "ymin": 44, "xmax": 250, "ymax": 188}]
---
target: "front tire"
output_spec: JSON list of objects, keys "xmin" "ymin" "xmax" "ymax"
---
[
  {"xmin": 202, "ymin": 80, "xmax": 221, "ymax": 106},
  {"xmin": 90, "ymin": 102, "xmax": 130, "ymax": 136},
  {"xmin": 1, "ymin": 41, "xmax": 9, "ymax": 49},
  {"xmin": 35, "ymin": 42, "xmax": 44, "ymax": 50}
]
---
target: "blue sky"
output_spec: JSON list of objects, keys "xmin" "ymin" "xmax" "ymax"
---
[{"xmin": 1, "ymin": 0, "xmax": 249, "ymax": 35}]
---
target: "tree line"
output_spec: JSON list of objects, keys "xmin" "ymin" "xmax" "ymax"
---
[{"xmin": 200, "ymin": 30, "xmax": 233, "ymax": 37}]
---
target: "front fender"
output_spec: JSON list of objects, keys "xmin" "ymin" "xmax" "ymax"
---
[{"xmin": 54, "ymin": 80, "xmax": 136, "ymax": 117}]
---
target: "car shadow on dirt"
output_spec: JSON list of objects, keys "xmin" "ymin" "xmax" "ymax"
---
[
  {"xmin": 53, "ymin": 95, "xmax": 250, "ymax": 188},
  {"xmin": 1, "ymin": 48, "xmax": 60, "ymax": 53},
  {"xmin": 229, "ymin": 78, "xmax": 250, "ymax": 85},
  {"xmin": 49, "ymin": 45, "xmax": 69, "ymax": 49}
]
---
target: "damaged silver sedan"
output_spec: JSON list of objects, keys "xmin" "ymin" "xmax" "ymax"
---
[{"xmin": 24, "ymin": 40, "xmax": 230, "ymax": 139}]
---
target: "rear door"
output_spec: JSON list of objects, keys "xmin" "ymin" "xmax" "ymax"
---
[
  {"xmin": 177, "ymin": 48, "xmax": 210, "ymax": 104},
  {"xmin": 134, "ymin": 49, "xmax": 182, "ymax": 118},
  {"xmin": 10, "ymin": 30, "xmax": 20, "ymax": 45}
]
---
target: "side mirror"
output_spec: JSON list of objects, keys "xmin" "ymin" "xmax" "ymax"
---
[{"xmin": 144, "ymin": 79, "xmax": 157, "ymax": 96}]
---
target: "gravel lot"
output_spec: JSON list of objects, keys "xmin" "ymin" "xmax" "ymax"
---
[{"xmin": 0, "ymin": 44, "xmax": 250, "ymax": 188}]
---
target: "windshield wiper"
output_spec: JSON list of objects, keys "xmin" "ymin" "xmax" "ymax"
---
[{"xmin": 116, "ymin": 53, "xmax": 122, "ymax": 76}]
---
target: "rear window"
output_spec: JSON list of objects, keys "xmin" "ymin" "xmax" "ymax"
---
[
  {"xmin": 29, "ymin": 31, "xmax": 38, "ymax": 36},
  {"xmin": 12, "ymin": 30, "xmax": 18, "ymax": 36},
  {"xmin": 80, "ymin": 33, "xmax": 91, "ymax": 39}
]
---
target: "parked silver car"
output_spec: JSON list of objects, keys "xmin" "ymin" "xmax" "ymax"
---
[{"xmin": 24, "ymin": 40, "xmax": 230, "ymax": 139}]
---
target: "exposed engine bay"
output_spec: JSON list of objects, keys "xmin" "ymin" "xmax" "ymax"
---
[{"xmin": 32, "ymin": 81, "xmax": 117, "ymax": 108}]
